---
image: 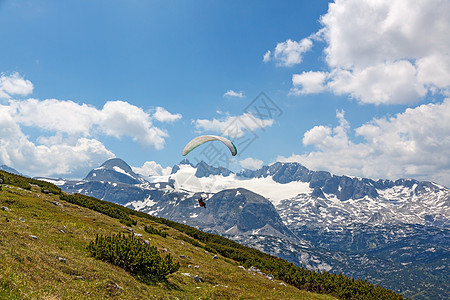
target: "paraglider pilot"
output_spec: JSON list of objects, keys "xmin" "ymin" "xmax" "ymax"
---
[{"xmin": 198, "ymin": 196, "xmax": 206, "ymax": 208}]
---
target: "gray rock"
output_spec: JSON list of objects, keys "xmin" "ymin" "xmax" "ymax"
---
[
  {"xmin": 19, "ymin": 217, "xmax": 25, "ymax": 222},
  {"xmin": 30, "ymin": 235, "xmax": 37, "ymax": 240},
  {"xmin": 179, "ymin": 255, "xmax": 186, "ymax": 259},
  {"xmin": 193, "ymin": 275, "xmax": 203, "ymax": 283},
  {"xmin": 195, "ymin": 161, "xmax": 231, "ymax": 178},
  {"xmin": 267, "ymin": 274, "xmax": 274, "ymax": 280},
  {"xmin": 1, "ymin": 206, "xmax": 9, "ymax": 211},
  {"xmin": 107, "ymin": 280, "xmax": 123, "ymax": 291},
  {"xmin": 213, "ymin": 255, "xmax": 219, "ymax": 259}
]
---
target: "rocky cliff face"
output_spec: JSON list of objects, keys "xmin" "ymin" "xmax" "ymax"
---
[{"xmin": 191, "ymin": 188, "xmax": 295, "ymax": 239}]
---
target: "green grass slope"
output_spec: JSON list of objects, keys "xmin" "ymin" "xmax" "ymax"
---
[
  {"xmin": 0, "ymin": 179, "xmax": 333, "ymax": 299},
  {"xmin": 0, "ymin": 171, "xmax": 403, "ymax": 299}
]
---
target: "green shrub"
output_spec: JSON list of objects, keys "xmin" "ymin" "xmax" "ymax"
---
[
  {"xmin": 144, "ymin": 224, "xmax": 168, "ymax": 238},
  {"xmin": 60, "ymin": 193, "xmax": 135, "ymax": 225},
  {"xmin": 88, "ymin": 233, "xmax": 179, "ymax": 283},
  {"xmin": 0, "ymin": 170, "xmax": 61, "ymax": 194},
  {"xmin": 0, "ymin": 171, "xmax": 31, "ymax": 190}
]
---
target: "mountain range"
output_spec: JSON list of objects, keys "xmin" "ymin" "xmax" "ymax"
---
[{"xmin": 36, "ymin": 158, "xmax": 449, "ymax": 299}]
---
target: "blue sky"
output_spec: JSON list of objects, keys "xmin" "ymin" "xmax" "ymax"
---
[{"xmin": 1, "ymin": 0, "xmax": 449, "ymax": 187}]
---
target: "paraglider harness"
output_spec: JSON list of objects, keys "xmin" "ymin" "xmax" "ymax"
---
[{"xmin": 198, "ymin": 196, "xmax": 206, "ymax": 208}]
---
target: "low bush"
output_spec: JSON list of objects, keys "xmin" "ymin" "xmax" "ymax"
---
[
  {"xmin": 144, "ymin": 224, "xmax": 168, "ymax": 238},
  {"xmin": 87, "ymin": 233, "xmax": 179, "ymax": 283}
]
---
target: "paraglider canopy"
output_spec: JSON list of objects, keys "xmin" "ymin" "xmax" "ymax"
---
[{"xmin": 182, "ymin": 135, "xmax": 237, "ymax": 156}]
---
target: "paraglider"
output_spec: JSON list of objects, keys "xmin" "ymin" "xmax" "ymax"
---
[
  {"xmin": 182, "ymin": 135, "xmax": 237, "ymax": 157},
  {"xmin": 198, "ymin": 196, "xmax": 206, "ymax": 208},
  {"xmin": 182, "ymin": 135, "xmax": 237, "ymax": 209}
]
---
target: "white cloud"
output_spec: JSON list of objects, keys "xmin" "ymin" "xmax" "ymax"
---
[
  {"xmin": 9, "ymin": 98, "xmax": 100, "ymax": 135},
  {"xmin": 240, "ymin": 157, "xmax": 263, "ymax": 170},
  {"xmin": 265, "ymin": 38, "xmax": 313, "ymax": 67},
  {"xmin": 278, "ymin": 99, "xmax": 450, "ymax": 186},
  {"xmin": 0, "ymin": 73, "xmax": 181, "ymax": 177},
  {"xmin": 8, "ymin": 98, "xmax": 170, "ymax": 150},
  {"xmin": 321, "ymin": 0, "xmax": 450, "ymax": 69},
  {"xmin": 153, "ymin": 106, "xmax": 182, "ymax": 123},
  {"xmin": 224, "ymin": 90, "xmax": 244, "ymax": 98},
  {"xmin": 302, "ymin": 125, "xmax": 332, "ymax": 147},
  {"xmin": 0, "ymin": 104, "xmax": 114, "ymax": 178},
  {"xmin": 280, "ymin": 0, "xmax": 450, "ymax": 104},
  {"xmin": 0, "ymin": 112, "xmax": 116, "ymax": 178},
  {"xmin": 291, "ymin": 71, "xmax": 328, "ymax": 95},
  {"xmin": 417, "ymin": 53, "xmax": 450, "ymax": 93},
  {"xmin": 263, "ymin": 51, "xmax": 271, "ymax": 63},
  {"xmin": 194, "ymin": 113, "xmax": 274, "ymax": 138},
  {"xmin": 328, "ymin": 61, "xmax": 427, "ymax": 105},
  {"xmin": 132, "ymin": 161, "xmax": 172, "ymax": 176},
  {"xmin": 0, "ymin": 73, "xmax": 33, "ymax": 99}
]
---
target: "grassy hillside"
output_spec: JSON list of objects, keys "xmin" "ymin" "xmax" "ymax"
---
[{"xmin": 0, "ymin": 171, "xmax": 402, "ymax": 299}]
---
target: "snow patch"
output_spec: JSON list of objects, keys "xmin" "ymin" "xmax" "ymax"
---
[
  {"xmin": 167, "ymin": 167, "xmax": 312, "ymax": 206},
  {"xmin": 40, "ymin": 178, "xmax": 67, "ymax": 185},
  {"xmin": 113, "ymin": 166, "xmax": 132, "ymax": 177},
  {"xmin": 126, "ymin": 195, "xmax": 157, "ymax": 211}
]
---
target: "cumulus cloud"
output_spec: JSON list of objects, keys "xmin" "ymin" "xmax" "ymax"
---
[
  {"xmin": 0, "ymin": 73, "xmax": 182, "ymax": 177},
  {"xmin": 9, "ymin": 98, "xmax": 100, "ymax": 135},
  {"xmin": 0, "ymin": 104, "xmax": 114, "ymax": 177},
  {"xmin": 279, "ymin": 0, "xmax": 450, "ymax": 104},
  {"xmin": 224, "ymin": 90, "xmax": 244, "ymax": 98},
  {"xmin": 193, "ymin": 113, "xmax": 274, "ymax": 138},
  {"xmin": 152, "ymin": 106, "xmax": 182, "ymax": 123},
  {"xmin": 132, "ymin": 161, "xmax": 172, "ymax": 177},
  {"xmin": 264, "ymin": 38, "xmax": 313, "ymax": 67},
  {"xmin": 240, "ymin": 157, "xmax": 263, "ymax": 170},
  {"xmin": 263, "ymin": 51, "xmax": 271, "ymax": 63},
  {"xmin": 8, "ymin": 99, "xmax": 170, "ymax": 149},
  {"xmin": 291, "ymin": 71, "xmax": 328, "ymax": 95},
  {"xmin": 278, "ymin": 100, "xmax": 450, "ymax": 186},
  {"xmin": 0, "ymin": 73, "xmax": 33, "ymax": 99},
  {"xmin": 328, "ymin": 61, "xmax": 427, "ymax": 105},
  {"xmin": 100, "ymin": 100, "xmax": 168, "ymax": 149}
]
